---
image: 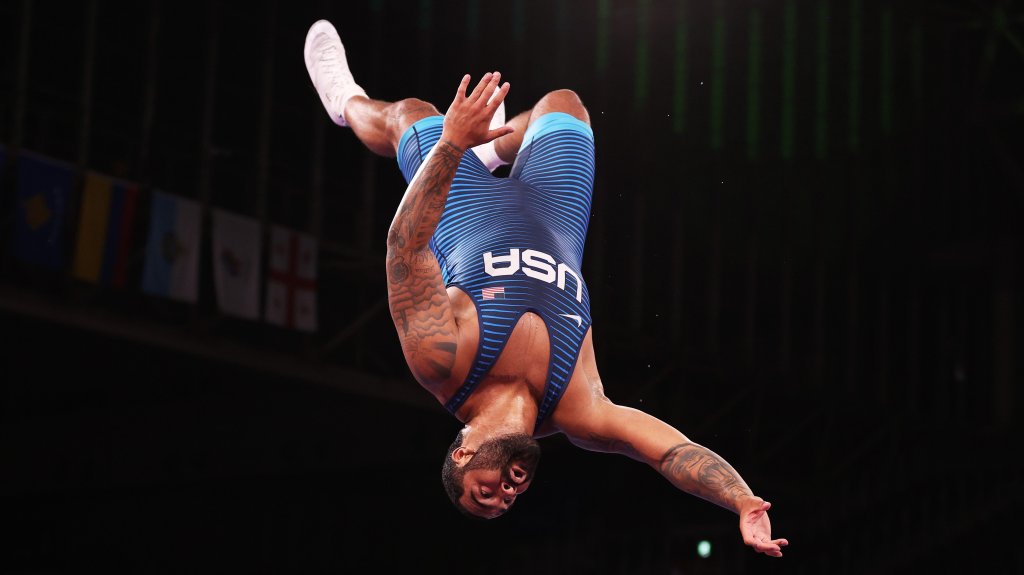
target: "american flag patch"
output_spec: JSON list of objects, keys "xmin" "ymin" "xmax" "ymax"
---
[{"xmin": 482, "ymin": 286, "xmax": 505, "ymax": 300}]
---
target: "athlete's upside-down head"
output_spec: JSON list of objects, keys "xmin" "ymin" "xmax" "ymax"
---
[{"xmin": 441, "ymin": 430, "xmax": 540, "ymax": 519}]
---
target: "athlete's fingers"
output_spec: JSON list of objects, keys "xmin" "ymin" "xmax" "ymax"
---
[
  {"xmin": 484, "ymin": 125, "xmax": 514, "ymax": 143},
  {"xmin": 751, "ymin": 540, "xmax": 783, "ymax": 557},
  {"xmin": 487, "ymin": 82, "xmax": 511, "ymax": 108},
  {"xmin": 454, "ymin": 74, "xmax": 471, "ymax": 101},
  {"xmin": 467, "ymin": 72, "xmax": 494, "ymax": 102},
  {"xmin": 479, "ymin": 72, "xmax": 503, "ymax": 105}
]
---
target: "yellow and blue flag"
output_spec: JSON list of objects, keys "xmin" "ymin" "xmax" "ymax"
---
[{"xmin": 71, "ymin": 171, "xmax": 140, "ymax": 287}]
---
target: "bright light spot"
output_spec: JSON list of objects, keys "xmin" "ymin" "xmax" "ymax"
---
[{"xmin": 697, "ymin": 540, "xmax": 712, "ymax": 558}]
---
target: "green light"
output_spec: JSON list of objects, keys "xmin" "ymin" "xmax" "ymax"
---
[
  {"xmin": 710, "ymin": 0, "xmax": 725, "ymax": 151},
  {"xmin": 816, "ymin": 0, "xmax": 829, "ymax": 159},
  {"xmin": 635, "ymin": 0, "xmax": 650, "ymax": 110},
  {"xmin": 513, "ymin": 0, "xmax": 525, "ymax": 48},
  {"xmin": 673, "ymin": 1, "xmax": 688, "ymax": 134},
  {"xmin": 881, "ymin": 7, "xmax": 893, "ymax": 135},
  {"xmin": 596, "ymin": 0, "xmax": 610, "ymax": 76},
  {"xmin": 747, "ymin": 8, "xmax": 761, "ymax": 160},
  {"xmin": 911, "ymin": 22, "xmax": 924, "ymax": 124},
  {"xmin": 418, "ymin": 0, "xmax": 431, "ymax": 30},
  {"xmin": 849, "ymin": 0, "xmax": 862, "ymax": 152},
  {"xmin": 781, "ymin": 0, "xmax": 796, "ymax": 160},
  {"xmin": 697, "ymin": 540, "xmax": 712, "ymax": 558},
  {"xmin": 466, "ymin": 0, "xmax": 479, "ymax": 37}
]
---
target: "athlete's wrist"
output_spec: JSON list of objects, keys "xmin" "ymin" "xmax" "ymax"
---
[{"xmin": 438, "ymin": 136, "xmax": 467, "ymax": 155}]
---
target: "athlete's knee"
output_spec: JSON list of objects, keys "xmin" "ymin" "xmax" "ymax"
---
[
  {"xmin": 533, "ymin": 89, "xmax": 590, "ymax": 125},
  {"xmin": 387, "ymin": 98, "xmax": 441, "ymax": 145},
  {"xmin": 393, "ymin": 98, "xmax": 440, "ymax": 120},
  {"xmin": 389, "ymin": 98, "xmax": 440, "ymax": 131}
]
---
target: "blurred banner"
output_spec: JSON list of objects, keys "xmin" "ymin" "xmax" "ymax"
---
[
  {"xmin": 212, "ymin": 208, "xmax": 261, "ymax": 320},
  {"xmin": 264, "ymin": 225, "xmax": 318, "ymax": 333},
  {"xmin": 11, "ymin": 151, "xmax": 74, "ymax": 271},
  {"xmin": 141, "ymin": 190, "xmax": 202, "ymax": 303},
  {"xmin": 71, "ymin": 171, "xmax": 139, "ymax": 287}
]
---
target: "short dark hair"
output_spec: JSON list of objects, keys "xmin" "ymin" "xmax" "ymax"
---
[{"xmin": 441, "ymin": 429, "xmax": 479, "ymax": 518}]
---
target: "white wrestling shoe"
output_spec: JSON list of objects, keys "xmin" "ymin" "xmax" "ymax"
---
[
  {"xmin": 472, "ymin": 99, "xmax": 508, "ymax": 173},
  {"xmin": 303, "ymin": 19, "xmax": 367, "ymax": 127}
]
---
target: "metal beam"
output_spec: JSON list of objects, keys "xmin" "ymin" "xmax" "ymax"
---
[{"xmin": 0, "ymin": 282, "xmax": 434, "ymax": 412}]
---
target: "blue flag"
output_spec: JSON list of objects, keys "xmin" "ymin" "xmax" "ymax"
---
[
  {"xmin": 12, "ymin": 151, "xmax": 74, "ymax": 270},
  {"xmin": 141, "ymin": 190, "xmax": 202, "ymax": 303}
]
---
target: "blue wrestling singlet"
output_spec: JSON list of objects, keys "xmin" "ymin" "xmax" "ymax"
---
[{"xmin": 396, "ymin": 112, "xmax": 596, "ymax": 428}]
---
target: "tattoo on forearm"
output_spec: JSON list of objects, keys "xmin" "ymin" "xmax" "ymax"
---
[
  {"xmin": 659, "ymin": 442, "xmax": 753, "ymax": 511},
  {"xmin": 385, "ymin": 139, "xmax": 464, "ymax": 384}
]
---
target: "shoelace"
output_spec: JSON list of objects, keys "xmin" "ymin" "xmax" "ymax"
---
[{"xmin": 313, "ymin": 37, "xmax": 350, "ymax": 98}]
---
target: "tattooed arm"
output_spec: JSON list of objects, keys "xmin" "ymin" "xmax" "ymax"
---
[
  {"xmin": 385, "ymin": 139, "xmax": 462, "ymax": 386},
  {"xmin": 385, "ymin": 72, "xmax": 512, "ymax": 387},
  {"xmin": 554, "ymin": 352, "xmax": 788, "ymax": 556},
  {"xmin": 562, "ymin": 400, "xmax": 755, "ymax": 511}
]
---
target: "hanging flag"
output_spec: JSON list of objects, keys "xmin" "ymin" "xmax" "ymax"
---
[
  {"xmin": 211, "ymin": 208, "xmax": 262, "ymax": 320},
  {"xmin": 141, "ymin": 190, "xmax": 202, "ymax": 303},
  {"xmin": 264, "ymin": 225, "xmax": 318, "ymax": 332},
  {"xmin": 71, "ymin": 171, "xmax": 140, "ymax": 287},
  {"xmin": 11, "ymin": 151, "xmax": 74, "ymax": 270}
]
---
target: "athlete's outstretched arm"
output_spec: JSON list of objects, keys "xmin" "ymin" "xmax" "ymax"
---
[
  {"xmin": 385, "ymin": 72, "xmax": 512, "ymax": 385},
  {"xmin": 556, "ymin": 384, "xmax": 788, "ymax": 557}
]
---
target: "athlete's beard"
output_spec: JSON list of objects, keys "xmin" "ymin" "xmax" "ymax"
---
[{"xmin": 464, "ymin": 433, "xmax": 541, "ymax": 479}]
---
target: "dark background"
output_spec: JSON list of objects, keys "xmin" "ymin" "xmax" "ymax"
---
[{"xmin": 1, "ymin": 0, "xmax": 1022, "ymax": 573}]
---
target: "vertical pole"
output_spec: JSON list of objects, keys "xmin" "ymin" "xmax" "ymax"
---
[
  {"xmin": 595, "ymin": 0, "xmax": 610, "ymax": 78},
  {"xmin": 876, "ymin": 280, "xmax": 890, "ymax": 404},
  {"xmin": 746, "ymin": 7, "xmax": 760, "ymax": 160},
  {"xmin": 309, "ymin": 111, "xmax": 326, "ymax": 238},
  {"xmin": 670, "ymin": 207, "xmax": 685, "ymax": 349},
  {"xmin": 255, "ymin": 0, "xmax": 277, "ymax": 222},
  {"xmin": 11, "ymin": 0, "xmax": 34, "ymax": 150},
  {"xmin": 672, "ymin": 0, "xmax": 688, "ymax": 135},
  {"xmin": 198, "ymin": 1, "xmax": 220, "ymax": 205},
  {"xmin": 848, "ymin": 0, "xmax": 862, "ymax": 153},
  {"xmin": 357, "ymin": 0, "xmax": 385, "ymax": 250},
  {"xmin": 466, "ymin": 0, "xmax": 480, "ymax": 72},
  {"xmin": 707, "ymin": 186, "xmax": 721, "ymax": 356},
  {"xmin": 880, "ymin": 6, "xmax": 893, "ymax": 136},
  {"xmin": 815, "ymin": 0, "xmax": 829, "ymax": 159},
  {"xmin": 634, "ymin": 0, "xmax": 650, "ymax": 112},
  {"xmin": 629, "ymin": 192, "xmax": 646, "ymax": 332},
  {"xmin": 993, "ymin": 242, "xmax": 1015, "ymax": 428},
  {"xmin": 744, "ymin": 224, "xmax": 758, "ymax": 365},
  {"xmin": 417, "ymin": 0, "xmax": 433, "ymax": 93},
  {"xmin": 138, "ymin": 0, "xmax": 161, "ymax": 184},
  {"xmin": 77, "ymin": 0, "xmax": 98, "ymax": 170},
  {"xmin": 710, "ymin": 0, "xmax": 725, "ymax": 151},
  {"xmin": 781, "ymin": 0, "xmax": 796, "ymax": 160}
]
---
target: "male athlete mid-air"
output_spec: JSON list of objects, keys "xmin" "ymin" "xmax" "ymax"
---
[{"xmin": 304, "ymin": 19, "xmax": 787, "ymax": 557}]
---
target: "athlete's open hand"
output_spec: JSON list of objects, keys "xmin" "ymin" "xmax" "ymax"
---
[
  {"xmin": 441, "ymin": 72, "xmax": 513, "ymax": 151},
  {"xmin": 738, "ymin": 497, "xmax": 789, "ymax": 557}
]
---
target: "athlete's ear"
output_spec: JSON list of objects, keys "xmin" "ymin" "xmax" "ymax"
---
[{"xmin": 452, "ymin": 447, "xmax": 476, "ymax": 466}]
